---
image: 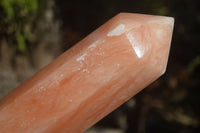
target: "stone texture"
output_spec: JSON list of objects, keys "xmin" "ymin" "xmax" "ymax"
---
[{"xmin": 0, "ymin": 13, "xmax": 174, "ymax": 133}]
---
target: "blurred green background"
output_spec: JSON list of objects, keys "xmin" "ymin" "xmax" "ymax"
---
[{"xmin": 0, "ymin": 0, "xmax": 199, "ymax": 133}]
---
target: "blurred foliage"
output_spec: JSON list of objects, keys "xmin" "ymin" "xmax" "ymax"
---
[
  {"xmin": 0, "ymin": 0, "xmax": 38, "ymax": 18},
  {"xmin": 188, "ymin": 56, "xmax": 200, "ymax": 73},
  {"xmin": 0, "ymin": 0, "xmax": 39, "ymax": 52}
]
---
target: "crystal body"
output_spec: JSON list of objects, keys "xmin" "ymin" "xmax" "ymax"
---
[{"xmin": 0, "ymin": 13, "xmax": 174, "ymax": 133}]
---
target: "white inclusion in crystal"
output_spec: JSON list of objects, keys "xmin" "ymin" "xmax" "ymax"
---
[
  {"xmin": 107, "ymin": 24, "xmax": 125, "ymax": 37},
  {"xmin": 38, "ymin": 86, "xmax": 45, "ymax": 92},
  {"xmin": 96, "ymin": 51, "xmax": 105, "ymax": 56},
  {"xmin": 76, "ymin": 53, "xmax": 87, "ymax": 62},
  {"xmin": 69, "ymin": 99, "xmax": 73, "ymax": 102},
  {"xmin": 88, "ymin": 40, "xmax": 105, "ymax": 49},
  {"xmin": 60, "ymin": 74, "xmax": 64, "ymax": 77},
  {"xmin": 82, "ymin": 69, "xmax": 90, "ymax": 73},
  {"xmin": 88, "ymin": 40, "xmax": 100, "ymax": 49},
  {"xmin": 126, "ymin": 32, "xmax": 144, "ymax": 58}
]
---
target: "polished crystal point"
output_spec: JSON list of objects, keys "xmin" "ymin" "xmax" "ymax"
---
[{"xmin": 0, "ymin": 13, "xmax": 174, "ymax": 133}]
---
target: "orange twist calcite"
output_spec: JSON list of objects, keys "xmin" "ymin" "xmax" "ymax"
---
[{"xmin": 0, "ymin": 13, "xmax": 174, "ymax": 133}]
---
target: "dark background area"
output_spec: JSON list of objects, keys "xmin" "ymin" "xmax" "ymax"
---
[{"xmin": 0, "ymin": 0, "xmax": 200, "ymax": 133}]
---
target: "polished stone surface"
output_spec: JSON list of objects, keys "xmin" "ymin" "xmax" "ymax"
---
[{"xmin": 0, "ymin": 13, "xmax": 174, "ymax": 133}]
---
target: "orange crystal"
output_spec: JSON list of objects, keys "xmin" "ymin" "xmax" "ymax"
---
[{"xmin": 0, "ymin": 13, "xmax": 174, "ymax": 133}]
